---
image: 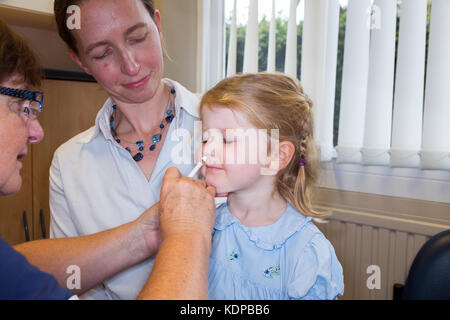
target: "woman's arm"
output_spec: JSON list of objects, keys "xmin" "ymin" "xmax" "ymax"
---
[
  {"xmin": 14, "ymin": 203, "xmax": 160, "ymax": 296},
  {"xmin": 15, "ymin": 167, "xmax": 216, "ymax": 300},
  {"xmin": 137, "ymin": 167, "xmax": 216, "ymax": 299},
  {"xmin": 138, "ymin": 231, "xmax": 211, "ymax": 299}
]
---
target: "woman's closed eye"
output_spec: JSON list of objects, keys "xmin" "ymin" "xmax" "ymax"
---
[
  {"xmin": 94, "ymin": 48, "xmax": 113, "ymax": 60},
  {"xmin": 129, "ymin": 32, "xmax": 148, "ymax": 45}
]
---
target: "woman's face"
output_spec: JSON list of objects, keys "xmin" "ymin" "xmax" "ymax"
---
[
  {"xmin": 71, "ymin": 0, "xmax": 164, "ymax": 105},
  {"xmin": 0, "ymin": 77, "xmax": 44, "ymax": 196}
]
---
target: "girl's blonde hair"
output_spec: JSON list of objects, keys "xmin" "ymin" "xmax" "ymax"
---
[{"xmin": 200, "ymin": 72, "xmax": 327, "ymax": 218}]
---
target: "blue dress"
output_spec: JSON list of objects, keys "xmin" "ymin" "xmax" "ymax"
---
[{"xmin": 208, "ymin": 202, "xmax": 344, "ymax": 300}]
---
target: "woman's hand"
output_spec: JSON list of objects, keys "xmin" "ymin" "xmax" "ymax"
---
[
  {"xmin": 132, "ymin": 166, "xmax": 217, "ymax": 259},
  {"xmin": 158, "ymin": 167, "xmax": 216, "ymax": 240},
  {"xmin": 137, "ymin": 167, "xmax": 216, "ymax": 299},
  {"xmin": 133, "ymin": 203, "xmax": 162, "ymax": 259}
]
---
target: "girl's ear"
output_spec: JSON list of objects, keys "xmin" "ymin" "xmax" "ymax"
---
[
  {"xmin": 277, "ymin": 140, "xmax": 295, "ymax": 170},
  {"xmin": 262, "ymin": 140, "xmax": 295, "ymax": 176}
]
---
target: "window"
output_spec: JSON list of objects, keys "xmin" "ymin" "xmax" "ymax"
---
[
  {"xmin": 224, "ymin": 0, "xmax": 304, "ymax": 75},
  {"xmin": 200, "ymin": 0, "xmax": 450, "ymax": 203}
]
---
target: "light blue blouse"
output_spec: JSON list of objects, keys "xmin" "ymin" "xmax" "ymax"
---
[{"xmin": 208, "ymin": 202, "xmax": 344, "ymax": 300}]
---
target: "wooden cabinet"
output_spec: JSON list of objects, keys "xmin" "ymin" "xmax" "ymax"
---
[{"xmin": 0, "ymin": 78, "xmax": 108, "ymax": 245}]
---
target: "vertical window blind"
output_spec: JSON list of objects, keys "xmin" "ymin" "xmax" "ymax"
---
[
  {"xmin": 205, "ymin": 0, "xmax": 449, "ymax": 171},
  {"xmin": 390, "ymin": 0, "xmax": 427, "ymax": 168}
]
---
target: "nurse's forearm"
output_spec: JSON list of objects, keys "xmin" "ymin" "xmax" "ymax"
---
[
  {"xmin": 137, "ymin": 231, "xmax": 211, "ymax": 300},
  {"xmin": 14, "ymin": 205, "xmax": 159, "ymax": 296}
]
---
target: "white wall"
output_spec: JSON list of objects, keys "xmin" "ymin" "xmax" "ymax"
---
[{"xmin": 159, "ymin": 0, "xmax": 199, "ymax": 93}]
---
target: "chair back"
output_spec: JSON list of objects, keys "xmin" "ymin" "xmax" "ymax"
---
[{"xmin": 403, "ymin": 229, "xmax": 450, "ymax": 300}]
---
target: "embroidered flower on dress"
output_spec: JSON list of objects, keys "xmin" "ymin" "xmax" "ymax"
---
[
  {"xmin": 229, "ymin": 250, "xmax": 239, "ymax": 261},
  {"xmin": 263, "ymin": 264, "xmax": 280, "ymax": 278}
]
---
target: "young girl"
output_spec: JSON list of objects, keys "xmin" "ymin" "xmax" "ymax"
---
[{"xmin": 199, "ymin": 73, "xmax": 344, "ymax": 300}]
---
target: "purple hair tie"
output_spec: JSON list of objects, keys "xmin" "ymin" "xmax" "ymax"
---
[{"xmin": 299, "ymin": 157, "xmax": 307, "ymax": 167}]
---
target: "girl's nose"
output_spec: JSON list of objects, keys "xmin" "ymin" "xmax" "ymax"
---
[
  {"xmin": 203, "ymin": 144, "xmax": 216, "ymax": 158},
  {"xmin": 203, "ymin": 136, "xmax": 223, "ymax": 165}
]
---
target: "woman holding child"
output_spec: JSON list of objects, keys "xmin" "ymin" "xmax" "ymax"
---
[
  {"xmin": 52, "ymin": 0, "xmax": 201, "ymax": 299},
  {"xmin": 52, "ymin": 0, "xmax": 343, "ymax": 300}
]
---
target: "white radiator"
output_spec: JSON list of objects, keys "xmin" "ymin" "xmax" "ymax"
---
[{"xmin": 315, "ymin": 207, "xmax": 450, "ymax": 300}]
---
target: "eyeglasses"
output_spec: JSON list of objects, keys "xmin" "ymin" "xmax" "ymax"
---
[{"xmin": 0, "ymin": 86, "xmax": 44, "ymax": 120}]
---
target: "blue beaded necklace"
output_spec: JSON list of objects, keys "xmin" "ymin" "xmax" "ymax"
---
[{"xmin": 110, "ymin": 87, "xmax": 176, "ymax": 162}]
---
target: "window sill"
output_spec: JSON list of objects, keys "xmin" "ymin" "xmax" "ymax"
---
[{"xmin": 318, "ymin": 158, "xmax": 450, "ymax": 204}]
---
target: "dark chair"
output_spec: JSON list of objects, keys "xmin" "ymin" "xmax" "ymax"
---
[{"xmin": 394, "ymin": 229, "xmax": 450, "ymax": 300}]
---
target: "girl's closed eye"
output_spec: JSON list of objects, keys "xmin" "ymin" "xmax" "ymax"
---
[
  {"xmin": 223, "ymin": 138, "xmax": 234, "ymax": 144},
  {"xmin": 202, "ymin": 132, "xmax": 235, "ymax": 144},
  {"xmin": 202, "ymin": 131, "xmax": 209, "ymax": 144},
  {"xmin": 224, "ymin": 130, "xmax": 239, "ymax": 144}
]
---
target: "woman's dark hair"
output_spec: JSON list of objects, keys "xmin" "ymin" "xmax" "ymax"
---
[
  {"xmin": 0, "ymin": 20, "xmax": 41, "ymax": 87},
  {"xmin": 54, "ymin": 0, "xmax": 156, "ymax": 55}
]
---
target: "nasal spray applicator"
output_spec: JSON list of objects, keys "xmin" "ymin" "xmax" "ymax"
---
[
  {"xmin": 186, "ymin": 156, "xmax": 227, "ymax": 207},
  {"xmin": 187, "ymin": 156, "xmax": 208, "ymax": 178}
]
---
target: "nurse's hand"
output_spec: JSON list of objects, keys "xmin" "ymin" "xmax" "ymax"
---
[{"xmin": 159, "ymin": 167, "xmax": 216, "ymax": 240}]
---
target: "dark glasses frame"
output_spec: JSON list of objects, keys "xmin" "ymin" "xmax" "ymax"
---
[
  {"xmin": 0, "ymin": 86, "xmax": 44, "ymax": 120},
  {"xmin": 0, "ymin": 86, "xmax": 44, "ymax": 111}
]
